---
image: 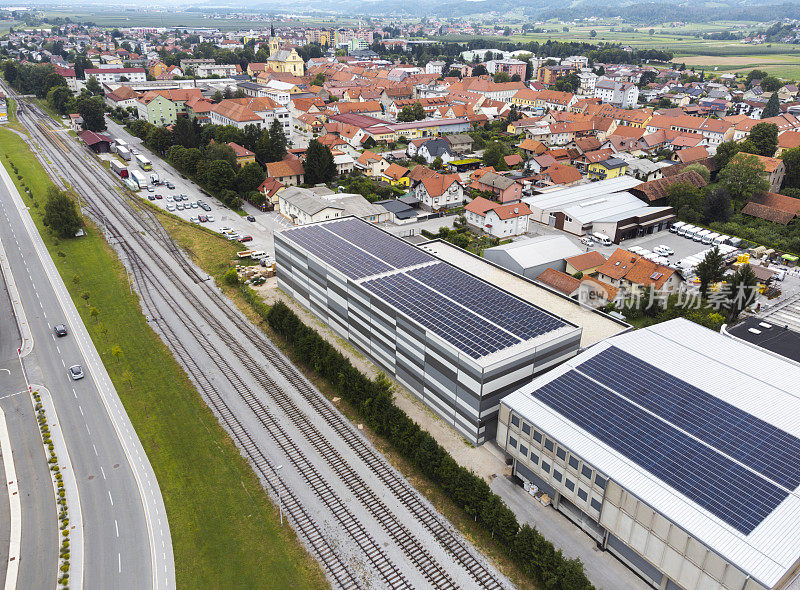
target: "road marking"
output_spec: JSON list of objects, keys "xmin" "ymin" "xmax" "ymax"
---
[
  {"xmin": 56, "ymin": 345, "xmax": 60, "ymax": 353},
  {"xmin": 100, "ymin": 466, "xmax": 106, "ymax": 480},
  {"xmin": 61, "ymin": 359, "xmax": 65, "ymax": 367},
  {"xmin": 115, "ymin": 519, "xmax": 119, "ymax": 538},
  {"xmin": 0, "ymin": 407, "xmax": 21, "ymax": 590},
  {"xmin": 79, "ymin": 405, "xmax": 83, "ymax": 416},
  {"xmin": 118, "ymin": 553, "xmax": 121, "ymax": 573},
  {"xmin": 92, "ymin": 444, "xmax": 98, "ymax": 456},
  {"xmin": 108, "ymin": 490, "xmax": 113, "ymax": 505}
]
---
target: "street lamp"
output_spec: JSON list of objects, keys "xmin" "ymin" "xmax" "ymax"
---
[{"xmin": 273, "ymin": 464, "xmax": 284, "ymax": 525}]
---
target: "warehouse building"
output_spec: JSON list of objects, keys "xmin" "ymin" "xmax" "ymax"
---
[
  {"xmin": 482, "ymin": 235, "xmax": 583, "ymax": 279},
  {"xmin": 498, "ymin": 318, "xmax": 800, "ymax": 590},
  {"xmin": 275, "ymin": 216, "xmax": 582, "ymax": 444}
]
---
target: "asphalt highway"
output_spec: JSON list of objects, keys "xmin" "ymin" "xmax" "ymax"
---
[{"xmin": 0, "ymin": 159, "xmax": 174, "ymax": 589}]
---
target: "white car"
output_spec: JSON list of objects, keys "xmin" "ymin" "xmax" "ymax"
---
[
  {"xmin": 189, "ymin": 217, "xmax": 199, "ymax": 223},
  {"xmin": 220, "ymin": 226, "xmax": 233, "ymax": 233},
  {"xmin": 579, "ymin": 237, "xmax": 594, "ymax": 246},
  {"xmin": 206, "ymin": 215, "xmax": 215, "ymax": 222},
  {"xmin": 166, "ymin": 204, "xmax": 176, "ymax": 212},
  {"xmin": 655, "ymin": 245, "xmax": 674, "ymax": 256}
]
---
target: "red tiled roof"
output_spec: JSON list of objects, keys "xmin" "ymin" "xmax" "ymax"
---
[
  {"xmin": 564, "ymin": 251, "xmax": 607, "ymax": 272},
  {"xmin": 266, "ymin": 159, "xmax": 305, "ymax": 179},
  {"xmin": 536, "ymin": 268, "xmax": 581, "ymax": 295}
]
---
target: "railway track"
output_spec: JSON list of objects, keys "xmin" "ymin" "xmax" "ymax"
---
[{"xmin": 13, "ymin": 97, "xmax": 509, "ymax": 590}]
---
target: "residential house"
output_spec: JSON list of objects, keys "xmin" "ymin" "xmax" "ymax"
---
[
  {"xmin": 355, "ymin": 150, "xmax": 391, "ymax": 178},
  {"xmin": 777, "ymin": 131, "xmax": 800, "ymax": 156},
  {"xmin": 470, "ymin": 171, "xmax": 523, "ymax": 204},
  {"xmin": 519, "ymin": 138, "xmax": 547, "ymax": 159},
  {"xmin": 105, "ymin": 85, "xmax": 140, "ymax": 110},
  {"xmin": 196, "ymin": 63, "xmax": 239, "ymax": 78},
  {"xmin": 564, "ymin": 251, "xmax": 608, "ymax": 276},
  {"xmin": 734, "ymin": 153, "xmax": 785, "ymax": 193},
  {"xmin": 413, "ymin": 173, "xmax": 464, "ymax": 211},
  {"xmin": 278, "ymin": 187, "xmax": 343, "ymax": 224},
  {"xmin": 266, "ymin": 159, "xmax": 306, "ymax": 186},
  {"xmin": 136, "ymin": 88, "xmax": 205, "ymax": 126},
  {"xmin": 464, "ymin": 197, "xmax": 532, "ymax": 238},
  {"xmin": 630, "ymin": 170, "xmax": 706, "ymax": 207},
  {"xmin": 84, "ymin": 67, "xmax": 146, "ymax": 85},
  {"xmin": 445, "ymin": 133, "xmax": 474, "ymax": 154},
  {"xmin": 383, "ymin": 163, "xmax": 411, "ymax": 187},
  {"xmin": 535, "ymin": 163, "xmax": 583, "ymax": 187},
  {"xmin": 415, "ymin": 137, "xmax": 457, "ymax": 165},
  {"xmin": 594, "ymin": 79, "xmax": 639, "ymax": 109},
  {"xmin": 228, "ymin": 142, "xmax": 256, "ymax": 166},
  {"xmin": 257, "ymin": 176, "xmax": 284, "ymax": 209},
  {"xmin": 595, "ymin": 248, "xmax": 684, "ymax": 297},
  {"xmin": 535, "ymin": 268, "xmax": 581, "ymax": 297},
  {"xmin": 588, "ymin": 157, "xmax": 628, "ymax": 180},
  {"xmin": 210, "ymin": 97, "xmax": 290, "ymax": 132},
  {"xmin": 333, "ymin": 151, "xmax": 355, "ymax": 175}
]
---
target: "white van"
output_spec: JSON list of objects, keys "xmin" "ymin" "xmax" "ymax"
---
[
  {"xmin": 702, "ymin": 232, "xmax": 719, "ymax": 245},
  {"xmin": 678, "ymin": 224, "xmax": 695, "ymax": 237},
  {"xmin": 249, "ymin": 250, "xmax": 268, "ymax": 260},
  {"xmin": 592, "ymin": 232, "xmax": 613, "ymax": 246},
  {"xmin": 694, "ymin": 229, "xmax": 711, "ymax": 242},
  {"xmin": 713, "ymin": 234, "xmax": 729, "ymax": 246},
  {"xmin": 669, "ymin": 221, "xmax": 686, "ymax": 234}
]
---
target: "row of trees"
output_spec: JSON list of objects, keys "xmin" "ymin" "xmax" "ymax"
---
[{"xmin": 265, "ymin": 301, "xmax": 594, "ymax": 590}]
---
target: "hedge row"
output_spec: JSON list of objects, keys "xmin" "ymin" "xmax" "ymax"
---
[{"xmin": 264, "ymin": 299, "xmax": 594, "ymax": 590}]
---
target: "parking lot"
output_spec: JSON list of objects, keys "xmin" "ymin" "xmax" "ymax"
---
[{"xmin": 104, "ymin": 118, "xmax": 276, "ymax": 255}]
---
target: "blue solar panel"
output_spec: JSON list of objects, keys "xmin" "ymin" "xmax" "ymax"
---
[
  {"xmin": 407, "ymin": 263, "xmax": 565, "ymax": 341},
  {"xmin": 282, "ymin": 225, "xmax": 392, "ymax": 279},
  {"xmin": 323, "ymin": 218, "xmax": 433, "ymax": 270},
  {"xmin": 532, "ymin": 371, "xmax": 788, "ymax": 534},
  {"xmin": 578, "ymin": 347, "xmax": 800, "ymax": 491},
  {"xmin": 361, "ymin": 272, "xmax": 521, "ymax": 358}
]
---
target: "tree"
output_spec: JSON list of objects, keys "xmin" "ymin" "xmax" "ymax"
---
[
  {"xmin": 748, "ymin": 122, "xmax": 778, "ymax": 157},
  {"xmin": 746, "ymin": 69, "xmax": 768, "ymax": 87},
  {"xmin": 43, "ymin": 187, "xmax": 81, "ymax": 238},
  {"xmin": 666, "ymin": 182, "xmax": 704, "ymax": 223},
  {"xmin": 205, "ymin": 142, "xmax": 237, "ymax": 167},
  {"xmin": 304, "ymin": 140, "xmax": 336, "ymax": 184},
  {"xmin": 411, "ymin": 101, "xmax": 426, "ymax": 121},
  {"xmin": 695, "ymin": 246, "xmax": 725, "ymax": 298},
  {"xmin": 726, "ymin": 264, "xmax": 758, "ymax": 323},
  {"xmin": 760, "ymin": 76, "xmax": 781, "ymax": 92},
  {"xmin": 85, "ymin": 76, "xmax": 102, "ymax": 96},
  {"xmin": 172, "ymin": 116, "xmax": 200, "ymax": 148},
  {"xmin": 73, "ymin": 55, "xmax": 92, "ymax": 80},
  {"xmin": 493, "ymin": 72, "xmax": 511, "ymax": 83},
  {"xmin": 510, "ymin": 73, "xmax": 521, "ymax": 82},
  {"xmin": 75, "ymin": 94, "xmax": 106, "ymax": 131},
  {"xmin": 311, "ymin": 72, "xmax": 325, "ymax": 87},
  {"xmin": 714, "ymin": 141, "xmax": 740, "ymax": 170},
  {"xmin": 703, "ymin": 185, "xmax": 732, "ymax": 223},
  {"xmin": 197, "ymin": 159, "xmax": 236, "ymax": 195},
  {"xmin": 683, "ymin": 162, "xmax": 710, "ymax": 183},
  {"xmin": 482, "ymin": 141, "xmax": 507, "ymax": 169},
  {"xmin": 146, "ymin": 126, "xmax": 172, "ymax": 156},
  {"xmin": 397, "ymin": 105, "xmax": 415, "ymax": 122},
  {"xmin": 761, "ymin": 92, "xmax": 780, "ymax": 119},
  {"xmin": 718, "ymin": 153, "xmax": 769, "ymax": 203},
  {"xmin": 47, "ymin": 85, "xmax": 73, "ymax": 115},
  {"xmin": 235, "ymin": 163, "xmax": 265, "ymax": 194},
  {"xmin": 781, "ymin": 146, "xmax": 800, "ymax": 188},
  {"xmin": 472, "ymin": 64, "xmax": 488, "ymax": 76},
  {"xmin": 111, "ymin": 345, "xmax": 123, "ymax": 362}
]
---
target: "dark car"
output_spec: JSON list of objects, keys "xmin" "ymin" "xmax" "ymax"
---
[
  {"xmin": 238, "ymin": 235, "xmax": 253, "ymax": 243},
  {"xmin": 246, "ymin": 215, "xmax": 256, "ymax": 222},
  {"xmin": 54, "ymin": 324, "xmax": 68, "ymax": 337},
  {"xmin": 200, "ymin": 203, "xmax": 211, "ymax": 212},
  {"xmin": 165, "ymin": 182, "xmax": 175, "ymax": 189},
  {"xmin": 148, "ymin": 195, "xmax": 155, "ymax": 201}
]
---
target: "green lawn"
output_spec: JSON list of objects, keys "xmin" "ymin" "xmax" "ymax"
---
[{"xmin": 0, "ymin": 126, "xmax": 327, "ymax": 590}]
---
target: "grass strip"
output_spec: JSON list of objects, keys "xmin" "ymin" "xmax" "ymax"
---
[{"xmin": 0, "ymin": 125, "xmax": 327, "ymax": 590}]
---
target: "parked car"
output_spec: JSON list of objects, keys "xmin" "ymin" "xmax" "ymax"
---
[
  {"xmin": 155, "ymin": 194, "xmax": 163, "ymax": 200},
  {"xmin": 579, "ymin": 237, "xmax": 593, "ymax": 246},
  {"xmin": 654, "ymin": 245, "xmax": 674, "ymax": 256},
  {"xmin": 146, "ymin": 186, "xmax": 154, "ymax": 192},
  {"xmin": 147, "ymin": 195, "xmax": 155, "ymax": 201},
  {"xmin": 238, "ymin": 235, "xmax": 253, "ymax": 243},
  {"xmin": 226, "ymin": 234, "xmax": 240, "ymax": 241},
  {"xmin": 69, "ymin": 365, "xmax": 84, "ymax": 380},
  {"xmin": 247, "ymin": 215, "xmax": 256, "ymax": 222},
  {"xmin": 165, "ymin": 181, "xmax": 175, "ymax": 189},
  {"xmin": 190, "ymin": 202, "xmax": 198, "ymax": 209},
  {"xmin": 166, "ymin": 195, "xmax": 173, "ymax": 202},
  {"xmin": 220, "ymin": 226, "xmax": 232, "ymax": 233},
  {"xmin": 206, "ymin": 215, "xmax": 215, "ymax": 222},
  {"xmin": 198, "ymin": 215, "xmax": 208, "ymax": 222},
  {"xmin": 54, "ymin": 324, "xmax": 68, "ymax": 337},
  {"xmin": 200, "ymin": 203, "xmax": 211, "ymax": 212},
  {"xmin": 166, "ymin": 204, "xmax": 176, "ymax": 211},
  {"xmin": 189, "ymin": 217, "xmax": 199, "ymax": 223}
]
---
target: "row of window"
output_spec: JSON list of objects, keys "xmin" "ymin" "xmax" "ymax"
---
[{"xmin": 510, "ymin": 414, "xmax": 606, "ymax": 490}]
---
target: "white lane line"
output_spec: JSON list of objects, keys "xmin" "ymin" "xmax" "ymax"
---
[
  {"xmin": 78, "ymin": 405, "xmax": 83, "ymax": 416},
  {"xmin": 61, "ymin": 359, "xmax": 65, "ymax": 367},
  {"xmin": 100, "ymin": 466, "xmax": 106, "ymax": 480},
  {"xmin": 56, "ymin": 345, "xmax": 60, "ymax": 354},
  {"xmin": 118, "ymin": 553, "xmax": 121, "ymax": 573},
  {"xmin": 0, "ymin": 407, "xmax": 21, "ymax": 590},
  {"xmin": 115, "ymin": 519, "xmax": 119, "ymax": 538},
  {"xmin": 108, "ymin": 490, "xmax": 113, "ymax": 506},
  {"xmin": 92, "ymin": 444, "xmax": 98, "ymax": 456}
]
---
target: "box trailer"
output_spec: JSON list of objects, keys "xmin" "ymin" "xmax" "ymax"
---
[
  {"xmin": 110, "ymin": 160, "xmax": 128, "ymax": 179},
  {"xmin": 117, "ymin": 145, "xmax": 132, "ymax": 161},
  {"xmin": 129, "ymin": 170, "xmax": 148, "ymax": 189}
]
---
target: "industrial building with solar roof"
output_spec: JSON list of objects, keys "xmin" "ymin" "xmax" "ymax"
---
[
  {"xmin": 498, "ymin": 318, "xmax": 800, "ymax": 590},
  {"xmin": 274, "ymin": 216, "xmax": 584, "ymax": 444}
]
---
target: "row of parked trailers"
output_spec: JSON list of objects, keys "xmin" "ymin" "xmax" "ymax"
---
[{"xmin": 112, "ymin": 138, "xmax": 151, "ymax": 171}]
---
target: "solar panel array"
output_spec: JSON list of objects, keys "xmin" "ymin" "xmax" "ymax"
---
[
  {"xmin": 323, "ymin": 217, "xmax": 433, "ymax": 270},
  {"xmin": 363, "ymin": 273, "xmax": 520, "ymax": 358},
  {"xmin": 579, "ymin": 346, "xmax": 800, "ymax": 491},
  {"xmin": 283, "ymin": 224, "xmax": 391, "ymax": 279},
  {"xmin": 281, "ymin": 218, "xmax": 569, "ymax": 359},
  {"xmin": 531, "ymin": 370, "xmax": 788, "ymax": 535},
  {"xmin": 408, "ymin": 263, "xmax": 565, "ymax": 340}
]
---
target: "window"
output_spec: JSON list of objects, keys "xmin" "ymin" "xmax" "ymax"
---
[
  {"xmin": 565, "ymin": 478, "xmax": 575, "ymax": 492},
  {"xmin": 511, "ymin": 415, "xmax": 519, "ymax": 428},
  {"xmin": 541, "ymin": 461, "xmax": 550, "ymax": 473},
  {"xmin": 519, "ymin": 444, "xmax": 528, "ymax": 457},
  {"xmin": 530, "ymin": 452, "xmax": 539, "ymax": 465},
  {"xmin": 582, "ymin": 465, "xmax": 593, "ymax": 480},
  {"xmin": 521, "ymin": 423, "xmax": 530, "ymax": 436},
  {"xmin": 533, "ymin": 430, "xmax": 542, "ymax": 444},
  {"xmin": 545, "ymin": 439, "xmax": 554, "ymax": 452},
  {"xmin": 509, "ymin": 436, "xmax": 517, "ymax": 448},
  {"xmin": 553, "ymin": 469, "xmax": 563, "ymax": 482},
  {"xmin": 595, "ymin": 475, "xmax": 607, "ymax": 490},
  {"xmin": 556, "ymin": 448, "xmax": 566, "ymax": 461},
  {"xmin": 578, "ymin": 488, "xmax": 588, "ymax": 502},
  {"xmin": 591, "ymin": 498, "xmax": 603, "ymax": 512}
]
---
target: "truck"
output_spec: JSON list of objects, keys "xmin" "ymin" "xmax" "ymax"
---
[
  {"xmin": 129, "ymin": 170, "xmax": 148, "ymax": 189},
  {"xmin": 110, "ymin": 160, "xmax": 128, "ymax": 179},
  {"xmin": 135, "ymin": 154, "xmax": 152, "ymax": 171},
  {"xmin": 149, "ymin": 172, "xmax": 160, "ymax": 185},
  {"xmin": 117, "ymin": 145, "xmax": 132, "ymax": 161}
]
